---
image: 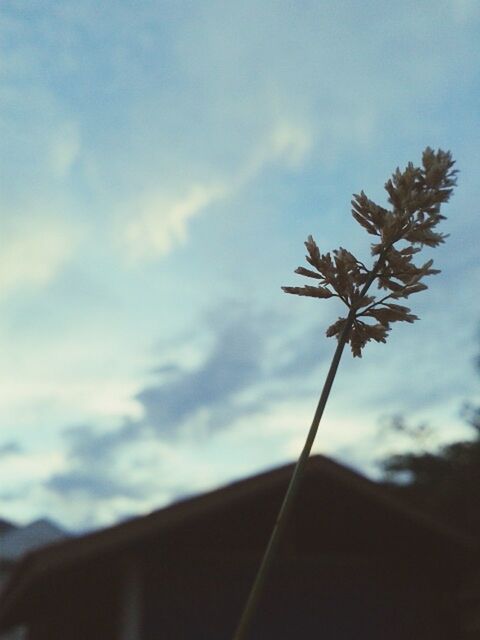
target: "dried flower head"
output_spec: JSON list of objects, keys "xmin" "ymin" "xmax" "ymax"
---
[{"xmin": 282, "ymin": 148, "xmax": 457, "ymax": 357}]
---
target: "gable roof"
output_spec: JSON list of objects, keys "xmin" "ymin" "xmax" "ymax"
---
[{"xmin": 0, "ymin": 454, "xmax": 477, "ymax": 630}]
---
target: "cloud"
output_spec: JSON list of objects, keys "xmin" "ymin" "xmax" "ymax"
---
[
  {"xmin": 61, "ymin": 421, "xmax": 138, "ymax": 466},
  {"xmin": 136, "ymin": 311, "xmax": 267, "ymax": 438},
  {"xmin": 123, "ymin": 183, "xmax": 227, "ymax": 260},
  {"xmin": 0, "ymin": 441, "xmax": 22, "ymax": 458},
  {"xmin": 32, "ymin": 307, "xmax": 268, "ymax": 520},
  {"xmin": 239, "ymin": 120, "xmax": 313, "ymax": 180},
  {"xmin": 44, "ymin": 420, "xmax": 144, "ymax": 502},
  {"xmin": 35, "ymin": 293, "xmax": 475, "ymax": 528},
  {"xmin": 0, "ymin": 450, "xmax": 65, "ymax": 487},
  {"xmin": 121, "ymin": 119, "xmax": 312, "ymax": 261},
  {"xmin": 40, "ymin": 303, "xmax": 310, "ymax": 511},
  {"xmin": 135, "ymin": 302, "xmax": 340, "ymax": 440},
  {"xmin": 0, "ymin": 213, "xmax": 79, "ymax": 296},
  {"xmin": 45, "ymin": 303, "xmax": 336, "ymax": 463},
  {"xmin": 45, "ymin": 469, "xmax": 144, "ymax": 500},
  {"xmin": 41, "ymin": 419, "xmax": 199, "ymax": 529},
  {"xmin": 270, "ymin": 122, "xmax": 311, "ymax": 167}
]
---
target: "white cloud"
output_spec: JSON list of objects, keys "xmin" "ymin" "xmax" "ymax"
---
[
  {"xmin": 244, "ymin": 120, "xmax": 313, "ymax": 177},
  {"xmin": 123, "ymin": 183, "xmax": 227, "ymax": 260},
  {"xmin": 0, "ymin": 378, "xmax": 142, "ymax": 427},
  {"xmin": 0, "ymin": 450, "xmax": 65, "ymax": 485},
  {"xmin": 122, "ymin": 119, "xmax": 312, "ymax": 261},
  {"xmin": 0, "ymin": 214, "xmax": 78, "ymax": 296}
]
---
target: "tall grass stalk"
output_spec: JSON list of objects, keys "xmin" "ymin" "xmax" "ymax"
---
[{"xmin": 232, "ymin": 148, "xmax": 457, "ymax": 640}]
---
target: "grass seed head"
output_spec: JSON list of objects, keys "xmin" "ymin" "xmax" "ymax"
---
[{"xmin": 282, "ymin": 148, "xmax": 457, "ymax": 357}]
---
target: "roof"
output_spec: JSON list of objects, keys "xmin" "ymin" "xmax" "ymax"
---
[{"xmin": 0, "ymin": 455, "xmax": 477, "ymax": 630}]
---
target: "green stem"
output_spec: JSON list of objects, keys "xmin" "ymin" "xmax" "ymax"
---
[{"xmin": 232, "ymin": 254, "xmax": 387, "ymax": 640}]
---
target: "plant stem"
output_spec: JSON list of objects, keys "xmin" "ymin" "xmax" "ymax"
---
[
  {"xmin": 232, "ymin": 313, "xmax": 353, "ymax": 640},
  {"xmin": 232, "ymin": 257, "xmax": 386, "ymax": 640}
]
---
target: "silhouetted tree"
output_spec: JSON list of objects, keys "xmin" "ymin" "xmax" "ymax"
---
[{"xmin": 381, "ymin": 338, "xmax": 480, "ymax": 535}]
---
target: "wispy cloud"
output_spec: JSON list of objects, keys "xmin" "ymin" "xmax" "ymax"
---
[
  {"xmin": 46, "ymin": 469, "xmax": 144, "ymax": 500},
  {"xmin": 21, "ymin": 292, "xmax": 477, "ymax": 529},
  {"xmin": 136, "ymin": 306, "xmax": 272, "ymax": 437},
  {"xmin": 123, "ymin": 183, "xmax": 227, "ymax": 260},
  {"xmin": 0, "ymin": 449, "xmax": 65, "ymax": 490},
  {"xmin": 121, "ymin": 119, "xmax": 312, "ymax": 261},
  {"xmin": 1, "ymin": 0, "xmax": 478, "ymax": 531},
  {"xmin": 44, "ymin": 420, "xmax": 145, "ymax": 503},
  {"xmin": 34, "ymin": 304, "xmax": 303, "ymax": 522},
  {"xmin": 0, "ymin": 213, "xmax": 79, "ymax": 296}
]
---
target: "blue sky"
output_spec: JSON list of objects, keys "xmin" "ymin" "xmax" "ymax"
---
[{"xmin": 0, "ymin": 0, "xmax": 479, "ymax": 530}]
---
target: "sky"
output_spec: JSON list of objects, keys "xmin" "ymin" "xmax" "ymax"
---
[{"xmin": 0, "ymin": 0, "xmax": 479, "ymax": 531}]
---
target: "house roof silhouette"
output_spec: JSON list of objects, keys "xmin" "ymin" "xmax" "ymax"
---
[{"xmin": 0, "ymin": 455, "xmax": 478, "ymax": 637}]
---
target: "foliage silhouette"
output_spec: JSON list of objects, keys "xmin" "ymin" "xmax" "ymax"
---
[{"xmin": 382, "ymin": 340, "xmax": 480, "ymax": 535}]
